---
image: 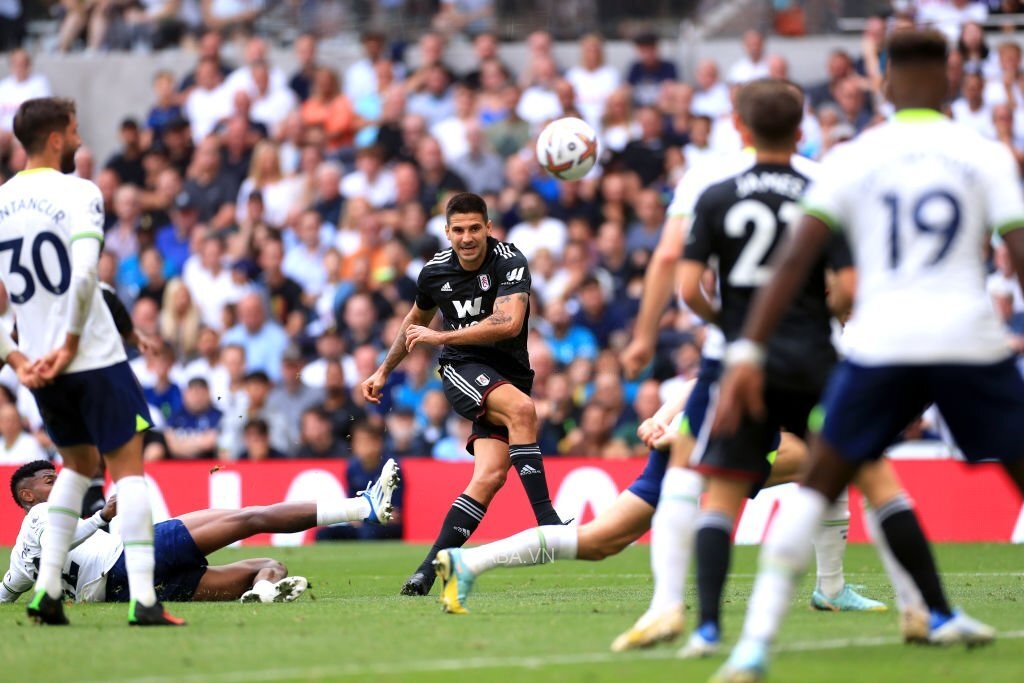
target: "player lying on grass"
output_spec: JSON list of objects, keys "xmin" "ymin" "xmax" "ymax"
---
[
  {"xmin": 1, "ymin": 459, "xmax": 400, "ymax": 604},
  {"xmin": 433, "ymin": 376, "xmax": 884, "ymax": 623}
]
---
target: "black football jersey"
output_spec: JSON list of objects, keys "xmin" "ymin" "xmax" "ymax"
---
[
  {"xmin": 415, "ymin": 236, "xmax": 532, "ymax": 377},
  {"xmin": 683, "ymin": 162, "xmax": 853, "ymax": 391}
]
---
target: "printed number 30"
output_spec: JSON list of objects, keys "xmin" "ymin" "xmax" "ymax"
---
[{"xmin": 0, "ymin": 232, "xmax": 71, "ymax": 304}]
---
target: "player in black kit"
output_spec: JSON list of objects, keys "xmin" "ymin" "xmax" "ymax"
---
[
  {"xmin": 361, "ymin": 192, "xmax": 564, "ymax": 596},
  {"xmin": 676, "ymin": 80, "xmax": 855, "ymax": 649}
]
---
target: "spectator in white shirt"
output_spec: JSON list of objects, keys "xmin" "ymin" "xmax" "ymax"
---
[
  {"xmin": 727, "ymin": 29, "xmax": 771, "ymax": 84},
  {"xmin": 185, "ymin": 56, "xmax": 233, "ymax": 143},
  {"xmin": 691, "ymin": 59, "xmax": 732, "ymax": 118},
  {"xmin": 283, "ymin": 209, "xmax": 329, "ymax": 298},
  {"xmin": 952, "ymin": 70, "xmax": 995, "ymax": 138},
  {"xmin": 202, "ymin": 0, "xmax": 265, "ymax": 37},
  {"xmin": 566, "ymin": 33, "xmax": 621, "ymax": 130},
  {"xmin": 341, "ymin": 145, "xmax": 397, "ymax": 208},
  {"xmin": 0, "ymin": 49, "xmax": 50, "ymax": 134},
  {"xmin": 183, "ymin": 233, "xmax": 245, "ymax": 330},
  {"xmin": 508, "ymin": 190, "xmax": 568, "ymax": 262},
  {"xmin": 249, "ymin": 59, "xmax": 297, "ymax": 136},
  {"xmin": 917, "ymin": 0, "xmax": 988, "ymax": 44},
  {"xmin": 345, "ymin": 30, "xmax": 387, "ymax": 102},
  {"xmin": 516, "ymin": 54, "xmax": 563, "ymax": 130},
  {"xmin": 430, "ymin": 83, "xmax": 476, "ymax": 164},
  {"xmin": 0, "ymin": 404, "xmax": 46, "ymax": 465}
]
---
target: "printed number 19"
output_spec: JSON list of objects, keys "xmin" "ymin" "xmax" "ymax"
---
[{"xmin": 883, "ymin": 190, "xmax": 961, "ymax": 269}]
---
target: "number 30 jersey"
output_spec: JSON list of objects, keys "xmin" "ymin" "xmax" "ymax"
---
[
  {"xmin": 0, "ymin": 169, "xmax": 125, "ymax": 372},
  {"xmin": 685, "ymin": 162, "xmax": 852, "ymax": 391},
  {"xmin": 803, "ymin": 110, "xmax": 1024, "ymax": 365}
]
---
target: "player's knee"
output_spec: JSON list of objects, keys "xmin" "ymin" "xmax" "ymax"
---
[
  {"xmin": 472, "ymin": 467, "xmax": 508, "ymax": 498},
  {"xmin": 508, "ymin": 397, "xmax": 537, "ymax": 431}
]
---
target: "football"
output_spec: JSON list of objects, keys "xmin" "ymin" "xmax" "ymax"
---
[{"xmin": 536, "ymin": 117, "xmax": 599, "ymax": 180}]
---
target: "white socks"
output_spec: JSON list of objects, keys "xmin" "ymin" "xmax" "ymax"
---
[
  {"xmin": 813, "ymin": 487, "xmax": 850, "ymax": 598},
  {"xmin": 117, "ymin": 476, "xmax": 157, "ymax": 607},
  {"xmin": 864, "ymin": 500, "xmax": 926, "ymax": 613},
  {"xmin": 316, "ymin": 496, "xmax": 371, "ymax": 526},
  {"xmin": 36, "ymin": 468, "xmax": 91, "ymax": 599},
  {"xmin": 648, "ymin": 467, "xmax": 704, "ymax": 613},
  {"xmin": 740, "ymin": 486, "xmax": 826, "ymax": 645},
  {"xmin": 461, "ymin": 525, "xmax": 578, "ymax": 575}
]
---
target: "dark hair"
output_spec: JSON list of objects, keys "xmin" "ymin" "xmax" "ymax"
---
[
  {"xmin": 10, "ymin": 460, "xmax": 54, "ymax": 508},
  {"xmin": 736, "ymin": 79, "xmax": 803, "ymax": 149},
  {"xmin": 887, "ymin": 29, "xmax": 949, "ymax": 68},
  {"xmin": 187, "ymin": 376, "xmax": 210, "ymax": 390},
  {"xmin": 244, "ymin": 418, "xmax": 269, "ymax": 435},
  {"xmin": 13, "ymin": 97, "xmax": 76, "ymax": 155},
  {"xmin": 352, "ymin": 420, "xmax": 385, "ymax": 439},
  {"xmin": 445, "ymin": 192, "xmax": 489, "ymax": 223}
]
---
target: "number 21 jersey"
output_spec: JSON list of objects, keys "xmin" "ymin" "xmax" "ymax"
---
[{"xmin": 0, "ymin": 169, "xmax": 125, "ymax": 372}]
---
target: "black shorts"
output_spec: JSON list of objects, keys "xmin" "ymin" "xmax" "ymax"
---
[
  {"xmin": 439, "ymin": 362, "xmax": 534, "ymax": 454},
  {"xmin": 691, "ymin": 384, "xmax": 818, "ymax": 482}
]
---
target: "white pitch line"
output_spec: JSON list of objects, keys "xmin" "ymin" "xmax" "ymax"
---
[{"xmin": 85, "ymin": 630, "xmax": 1024, "ymax": 683}]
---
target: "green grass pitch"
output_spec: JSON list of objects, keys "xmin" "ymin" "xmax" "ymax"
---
[{"xmin": 1, "ymin": 542, "xmax": 1022, "ymax": 682}]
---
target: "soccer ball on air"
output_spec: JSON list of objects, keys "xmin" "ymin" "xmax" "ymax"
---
[{"xmin": 536, "ymin": 117, "xmax": 599, "ymax": 181}]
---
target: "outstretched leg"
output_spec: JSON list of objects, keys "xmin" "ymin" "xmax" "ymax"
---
[{"xmin": 192, "ymin": 559, "xmax": 287, "ymax": 601}]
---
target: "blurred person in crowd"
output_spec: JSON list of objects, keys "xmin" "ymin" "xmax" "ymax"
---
[
  {"xmin": 140, "ymin": 163, "xmax": 182, "ymax": 234},
  {"xmin": 419, "ymin": 388, "xmax": 451, "ymax": 452},
  {"xmin": 536, "ymin": 371, "xmax": 578, "ymax": 454},
  {"xmin": 105, "ymin": 118, "xmax": 146, "ymax": 188},
  {"xmin": 301, "ymin": 67, "xmax": 358, "ymax": 154},
  {"xmin": 600, "ymin": 86, "xmax": 639, "ymax": 154},
  {"xmin": 164, "ymin": 377, "xmax": 223, "ymax": 460},
  {"xmin": 201, "ymin": 0, "xmax": 264, "ymax": 37},
  {"xmin": 617, "ymin": 106, "xmax": 669, "ymax": 187},
  {"xmin": 683, "ymin": 114, "xmax": 715, "ymax": 171},
  {"xmin": 74, "ymin": 145, "xmax": 94, "ymax": 181},
  {"xmin": 918, "ymin": 0, "xmax": 988, "ymax": 43},
  {"xmin": 516, "ymin": 54, "xmax": 563, "ymax": 129},
  {"xmin": 807, "ymin": 49, "xmax": 856, "ymax": 111},
  {"xmin": 340, "ymin": 292, "xmax": 383, "ymax": 352},
  {"xmin": 344, "ymin": 30, "xmax": 385, "ymax": 103},
  {"xmin": 391, "ymin": 345, "xmax": 443, "ymax": 414},
  {"xmin": 220, "ymin": 292, "xmax": 289, "ymax": 382},
  {"xmin": 992, "ymin": 103, "xmax": 1024, "ymax": 170},
  {"xmin": 311, "ymin": 248, "xmax": 344, "ymax": 333},
  {"xmin": 416, "ymin": 136, "xmax": 466, "ymax": 213},
  {"xmin": 289, "ymin": 32, "xmax": 320, "ymax": 103},
  {"xmin": 567, "ymin": 33, "xmax": 621, "ymax": 129},
  {"xmin": 184, "ymin": 137, "xmax": 236, "ymax": 229},
  {"xmin": 375, "ymin": 98, "xmax": 416, "ymax": 163},
  {"xmin": 433, "ymin": 0, "xmax": 495, "ymax": 38},
  {"xmin": 0, "ymin": 50, "xmax": 48, "ymax": 137},
  {"xmin": 294, "ymin": 407, "xmax": 341, "ymax": 458},
  {"xmin": 595, "ymin": 220, "xmax": 635, "ymax": 299},
  {"xmin": 353, "ymin": 59, "xmax": 396, "ymax": 149},
  {"xmin": 316, "ymin": 421, "xmax": 404, "ymax": 540},
  {"xmin": 136, "ymin": 246, "xmax": 168, "ymax": 307},
  {"xmin": 450, "ymin": 122, "xmax": 504, "ymax": 196},
  {"xmin": 475, "ymin": 59, "xmax": 512, "ymax": 126},
  {"xmin": 408, "ymin": 63, "xmax": 457, "ymax": 128},
  {"xmin": 728, "ymin": 29, "xmax": 770, "ymax": 84},
  {"xmin": 462, "ymin": 32, "xmax": 508, "ymax": 91},
  {"xmin": 219, "ymin": 370, "xmax": 289, "ymax": 460},
  {"xmin": 250, "ymin": 59, "xmax": 298, "ymax": 136},
  {"xmin": 282, "ymin": 209, "xmax": 329, "ymax": 300},
  {"xmin": 406, "ymin": 30, "xmax": 452, "ymax": 93},
  {"xmin": 341, "ymin": 144, "xmax": 397, "ymax": 208},
  {"xmin": 626, "ymin": 188, "xmax": 665, "ymax": 255},
  {"xmin": 311, "ymin": 161, "xmax": 344, "ymax": 226},
  {"xmin": 105, "ymin": 184, "xmax": 143, "ymax": 265},
  {"xmin": 146, "ymin": 70, "xmax": 183, "ymax": 140},
  {"xmin": 178, "ymin": 30, "xmax": 233, "ymax": 92},
  {"xmin": 431, "ymin": 415, "xmax": 474, "ymax": 461},
  {"xmin": 183, "ymin": 233, "xmax": 242, "ymax": 329},
  {"xmin": 834, "ymin": 75, "xmax": 875, "ymax": 135},
  {"xmin": 692, "ymin": 59, "xmax": 732, "ymax": 119},
  {"xmin": 267, "ymin": 343, "xmax": 323, "ymax": 455},
  {"xmin": 156, "ymin": 190, "xmax": 201, "ymax": 277},
  {"xmin": 160, "ymin": 116, "xmax": 194, "ymax": 177},
  {"xmin": 301, "ymin": 327, "xmax": 345, "ymax": 389},
  {"xmin": 386, "ymin": 408, "xmax": 429, "ymax": 458},
  {"xmin": 159, "ymin": 278, "xmax": 202, "ymax": 359},
  {"xmin": 957, "ymin": 21, "xmax": 999, "ymax": 80},
  {"xmin": 0, "ymin": 404, "xmax": 47, "ymax": 464},
  {"xmin": 627, "ymin": 32, "xmax": 677, "ymax": 108},
  {"xmin": 953, "ymin": 70, "xmax": 996, "ymax": 137},
  {"xmin": 564, "ymin": 403, "xmax": 630, "ymax": 457},
  {"xmin": 185, "ymin": 56, "xmax": 233, "ymax": 144},
  {"xmin": 518, "ymin": 29, "xmax": 557, "ymax": 89},
  {"xmin": 543, "ymin": 298, "xmax": 598, "ymax": 367},
  {"xmin": 235, "ymin": 140, "xmax": 301, "ymax": 227},
  {"xmin": 143, "ymin": 341, "xmax": 183, "ymax": 422},
  {"xmin": 431, "ymin": 83, "xmax": 477, "ymax": 164},
  {"xmin": 318, "ymin": 360, "xmax": 366, "ymax": 453},
  {"xmin": 485, "ymin": 85, "xmax": 530, "ymax": 157},
  {"xmin": 508, "ymin": 189, "xmax": 567, "ymax": 262},
  {"xmin": 237, "ymin": 418, "xmax": 285, "ymax": 461},
  {"xmin": 616, "ymin": 378, "xmax": 662, "ymax": 455},
  {"xmin": 574, "ymin": 274, "xmax": 630, "ymax": 350},
  {"xmin": 983, "ymin": 41, "xmax": 1022, "ymax": 106}
]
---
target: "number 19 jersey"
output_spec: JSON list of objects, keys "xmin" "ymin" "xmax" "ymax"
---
[
  {"xmin": 802, "ymin": 110, "xmax": 1024, "ymax": 365},
  {"xmin": 0, "ymin": 169, "xmax": 125, "ymax": 373}
]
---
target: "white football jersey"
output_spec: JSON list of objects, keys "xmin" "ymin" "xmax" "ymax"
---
[
  {"xmin": 0, "ymin": 169, "xmax": 125, "ymax": 373},
  {"xmin": 667, "ymin": 150, "xmax": 821, "ymax": 360},
  {"xmin": 2, "ymin": 503, "xmax": 122, "ymax": 603},
  {"xmin": 802, "ymin": 110, "xmax": 1024, "ymax": 365}
]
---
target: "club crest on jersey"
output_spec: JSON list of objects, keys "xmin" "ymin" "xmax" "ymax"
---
[
  {"xmin": 478, "ymin": 274, "xmax": 491, "ymax": 291},
  {"xmin": 475, "ymin": 374, "xmax": 490, "ymax": 386}
]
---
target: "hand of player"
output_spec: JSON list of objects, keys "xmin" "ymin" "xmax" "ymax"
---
[
  {"xmin": 101, "ymin": 494, "xmax": 117, "ymax": 523},
  {"xmin": 712, "ymin": 363, "xmax": 765, "ymax": 436},
  {"xmin": 405, "ymin": 325, "xmax": 442, "ymax": 352},
  {"xmin": 132, "ymin": 329, "xmax": 156, "ymax": 356},
  {"xmin": 651, "ymin": 424, "xmax": 676, "ymax": 451},
  {"xmin": 620, "ymin": 337, "xmax": 654, "ymax": 380},
  {"xmin": 360, "ymin": 371, "xmax": 388, "ymax": 405},
  {"xmin": 36, "ymin": 345, "xmax": 76, "ymax": 382}
]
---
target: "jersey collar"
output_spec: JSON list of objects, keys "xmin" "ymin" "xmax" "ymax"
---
[{"xmin": 892, "ymin": 108, "xmax": 945, "ymax": 123}]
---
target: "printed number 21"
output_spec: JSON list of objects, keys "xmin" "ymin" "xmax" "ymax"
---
[
  {"xmin": 0, "ymin": 232, "xmax": 71, "ymax": 304},
  {"xmin": 883, "ymin": 190, "xmax": 961, "ymax": 269}
]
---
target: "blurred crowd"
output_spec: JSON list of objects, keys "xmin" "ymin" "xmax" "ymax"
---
[{"xmin": 0, "ymin": 0, "xmax": 1020, "ymax": 470}]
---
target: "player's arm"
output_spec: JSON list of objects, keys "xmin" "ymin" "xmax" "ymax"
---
[
  {"xmin": 679, "ymin": 196, "xmax": 719, "ymax": 323},
  {"xmin": 408, "ymin": 292, "xmax": 528, "ymax": 349},
  {"xmin": 0, "ymin": 567, "xmax": 31, "ymax": 602},
  {"xmin": 361, "ymin": 302, "xmax": 437, "ymax": 404},
  {"xmin": 621, "ymin": 213, "xmax": 689, "ymax": 377},
  {"xmin": 984, "ymin": 145, "xmax": 1024, "ymax": 295}
]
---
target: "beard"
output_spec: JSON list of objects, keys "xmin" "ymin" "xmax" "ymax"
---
[{"xmin": 59, "ymin": 145, "xmax": 77, "ymax": 174}]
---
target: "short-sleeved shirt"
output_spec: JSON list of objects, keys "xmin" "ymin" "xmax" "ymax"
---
[
  {"xmin": 802, "ymin": 109, "xmax": 1024, "ymax": 365},
  {"xmin": 415, "ymin": 237, "xmax": 532, "ymax": 377},
  {"xmin": 685, "ymin": 162, "xmax": 850, "ymax": 391}
]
